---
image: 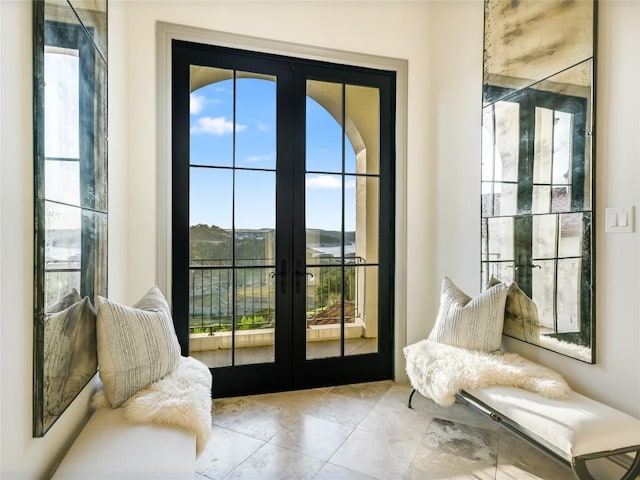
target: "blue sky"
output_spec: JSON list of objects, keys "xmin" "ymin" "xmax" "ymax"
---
[{"xmin": 189, "ymin": 77, "xmax": 356, "ymax": 231}]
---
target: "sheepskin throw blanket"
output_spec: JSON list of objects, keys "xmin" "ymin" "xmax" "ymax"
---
[
  {"xmin": 404, "ymin": 340, "xmax": 571, "ymax": 406},
  {"xmin": 92, "ymin": 356, "xmax": 212, "ymax": 455}
]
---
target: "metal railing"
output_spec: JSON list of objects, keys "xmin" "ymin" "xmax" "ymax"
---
[{"xmin": 188, "ymin": 257, "xmax": 365, "ymax": 334}]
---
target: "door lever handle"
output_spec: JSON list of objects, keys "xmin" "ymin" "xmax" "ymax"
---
[
  {"xmin": 270, "ymin": 260, "xmax": 287, "ymax": 294},
  {"xmin": 294, "ymin": 260, "xmax": 313, "ymax": 294}
]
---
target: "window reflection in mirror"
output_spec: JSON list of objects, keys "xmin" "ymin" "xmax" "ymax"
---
[
  {"xmin": 33, "ymin": 0, "xmax": 107, "ymax": 436},
  {"xmin": 481, "ymin": 0, "xmax": 595, "ymax": 363}
]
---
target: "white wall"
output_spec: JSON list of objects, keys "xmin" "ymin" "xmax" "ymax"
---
[
  {"xmin": 0, "ymin": 1, "xmax": 129, "ymax": 478},
  {"xmin": 1, "ymin": 0, "xmax": 638, "ymax": 476}
]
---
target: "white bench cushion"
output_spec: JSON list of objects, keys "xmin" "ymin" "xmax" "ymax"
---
[
  {"xmin": 52, "ymin": 406, "xmax": 196, "ymax": 479},
  {"xmin": 466, "ymin": 386, "xmax": 640, "ymax": 458}
]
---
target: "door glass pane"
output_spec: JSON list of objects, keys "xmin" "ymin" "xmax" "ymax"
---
[
  {"xmin": 190, "ymin": 167, "xmax": 232, "ymax": 266},
  {"xmin": 306, "ymin": 173, "xmax": 344, "ymax": 264},
  {"xmin": 305, "ymin": 79, "xmax": 382, "ymax": 361},
  {"xmin": 234, "ymin": 267, "xmax": 276, "ymax": 366},
  {"xmin": 189, "ymin": 70, "xmax": 276, "ymax": 367},
  {"xmin": 306, "ymin": 265, "xmax": 342, "ymax": 359},
  {"xmin": 345, "ymin": 84, "xmax": 379, "ymax": 175},
  {"xmin": 189, "ymin": 268, "xmax": 233, "ymax": 368},
  {"xmin": 306, "ymin": 80, "xmax": 342, "ymax": 173},
  {"xmin": 189, "ymin": 66, "xmax": 233, "ymax": 167},
  {"xmin": 346, "ymin": 265, "xmax": 378, "ymax": 356},
  {"xmin": 235, "ymin": 170, "xmax": 275, "ymax": 266},
  {"xmin": 347, "ymin": 175, "xmax": 379, "ymax": 264},
  {"xmin": 236, "ymin": 75, "xmax": 276, "ymax": 169}
]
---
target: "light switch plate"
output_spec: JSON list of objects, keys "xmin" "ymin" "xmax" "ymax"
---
[{"xmin": 605, "ymin": 206, "xmax": 635, "ymax": 233}]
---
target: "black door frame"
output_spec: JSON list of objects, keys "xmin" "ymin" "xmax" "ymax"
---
[{"xmin": 172, "ymin": 40, "xmax": 395, "ymax": 396}]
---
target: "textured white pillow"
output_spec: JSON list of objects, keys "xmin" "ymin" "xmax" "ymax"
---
[
  {"xmin": 428, "ymin": 276, "xmax": 508, "ymax": 352},
  {"xmin": 96, "ymin": 286, "xmax": 181, "ymax": 407}
]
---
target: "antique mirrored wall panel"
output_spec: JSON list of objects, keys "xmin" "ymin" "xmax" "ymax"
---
[
  {"xmin": 481, "ymin": 0, "xmax": 595, "ymax": 362},
  {"xmin": 33, "ymin": 0, "xmax": 108, "ymax": 436}
]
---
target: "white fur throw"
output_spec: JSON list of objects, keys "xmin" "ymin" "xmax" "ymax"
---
[
  {"xmin": 404, "ymin": 340, "xmax": 571, "ymax": 406},
  {"xmin": 92, "ymin": 356, "xmax": 212, "ymax": 455}
]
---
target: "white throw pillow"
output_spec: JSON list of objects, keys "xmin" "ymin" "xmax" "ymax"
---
[
  {"xmin": 96, "ymin": 286, "xmax": 181, "ymax": 407},
  {"xmin": 428, "ymin": 276, "xmax": 508, "ymax": 352}
]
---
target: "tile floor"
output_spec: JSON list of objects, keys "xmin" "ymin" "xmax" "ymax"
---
[{"xmin": 195, "ymin": 381, "xmax": 576, "ymax": 480}]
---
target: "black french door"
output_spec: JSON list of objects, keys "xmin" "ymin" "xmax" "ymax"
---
[{"xmin": 172, "ymin": 40, "xmax": 395, "ymax": 397}]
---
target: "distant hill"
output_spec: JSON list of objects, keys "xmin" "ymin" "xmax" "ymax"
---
[
  {"xmin": 190, "ymin": 225, "xmax": 353, "ymax": 245},
  {"xmin": 305, "ymin": 229, "xmax": 355, "ymax": 246},
  {"xmin": 189, "ymin": 224, "xmax": 354, "ymax": 262}
]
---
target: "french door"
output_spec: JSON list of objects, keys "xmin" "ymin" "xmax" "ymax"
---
[{"xmin": 172, "ymin": 40, "xmax": 395, "ymax": 396}]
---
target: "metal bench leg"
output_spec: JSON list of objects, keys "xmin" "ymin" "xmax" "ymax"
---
[
  {"xmin": 572, "ymin": 447, "xmax": 640, "ymax": 480},
  {"xmin": 622, "ymin": 449, "xmax": 640, "ymax": 480},
  {"xmin": 407, "ymin": 388, "xmax": 417, "ymax": 409}
]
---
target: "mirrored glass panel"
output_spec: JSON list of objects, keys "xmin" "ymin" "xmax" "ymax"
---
[
  {"xmin": 483, "ymin": 0, "xmax": 594, "ymax": 105},
  {"xmin": 68, "ymin": 0, "xmax": 107, "ymax": 60},
  {"xmin": 482, "ymin": 0, "xmax": 594, "ymax": 363},
  {"xmin": 34, "ymin": 0, "xmax": 108, "ymax": 436}
]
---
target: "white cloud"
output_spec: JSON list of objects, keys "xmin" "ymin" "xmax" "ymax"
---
[
  {"xmin": 245, "ymin": 152, "xmax": 275, "ymax": 163},
  {"xmin": 306, "ymin": 175, "xmax": 355, "ymax": 189},
  {"xmin": 191, "ymin": 116, "xmax": 247, "ymax": 135},
  {"xmin": 190, "ymin": 94, "xmax": 205, "ymax": 114}
]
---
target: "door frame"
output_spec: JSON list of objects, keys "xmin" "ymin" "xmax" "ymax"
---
[{"xmin": 156, "ymin": 22, "xmax": 409, "ymax": 384}]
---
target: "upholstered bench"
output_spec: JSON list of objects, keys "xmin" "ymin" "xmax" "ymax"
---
[
  {"xmin": 460, "ymin": 387, "xmax": 640, "ymax": 480},
  {"xmin": 404, "ymin": 276, "xmax": 640, "ymax": 479},
  {"xmin": 52, "ymin": 355, "xmax": 213, "ymax": 479},
  {"xmin": 51, "ymin": 405, "xmax": 196, "ymax": 479},
  {"xmin": 408, "ymin": 386, "xmax": 640, "ymax": 480}
]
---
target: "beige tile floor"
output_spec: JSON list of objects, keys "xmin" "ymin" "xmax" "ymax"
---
[{"xmin": 195, "ymin": 381, "xmax": 576, "ymax": 480}]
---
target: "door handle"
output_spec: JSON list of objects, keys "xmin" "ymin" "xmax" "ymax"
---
[
  {"xmin": 294, "ymin": 260, "xmax": 313, "ymax": 294},
  {"xmin": 270, "ymin": 260, "xmax": 287, "ymax": 295}
]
